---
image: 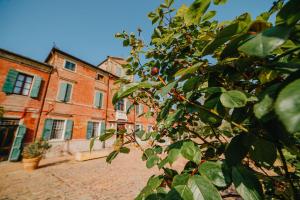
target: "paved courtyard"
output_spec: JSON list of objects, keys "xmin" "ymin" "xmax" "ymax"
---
[{"xmin": 0, "ymin": 148, "xmax": 158, "ymax": 200}]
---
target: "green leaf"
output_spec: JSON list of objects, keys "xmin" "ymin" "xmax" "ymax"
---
[
  {"xmin": 106, "ymin": 151, "xmax": 119, "ymax": 164},
  {"xmin": 225, "ymin": 134, "xmax": 253, "ymax": 166},
  {"xmin": 213, "ymin": 0, "xmax": 227, "ymax": 5},
  {"xmin": 182, "ymin": 77, "xmax": 201, "ymax": 93},
  {"xmin": 220, "ymin": 90, "xmax": 247, "ymax": 108},
  {"xmin": 188, "ymin": 175, "xmax": 222, "ymax": 200},
  {"xmin": 275, "ymin": 79, "xmax": 300, "ymax": 133},
  {"xmin": 232, "ymin": 166, "xmax": 263, "ymax": 200},
  {"xmin": 167, "ymin": 148, "xmax": 181, "ymax": 164},
  {"xmin": 250, "ymin": 138, "xmax": 277, "ymax": 167},
  {"xmin": 172, "ymin": 174, "xmax": 190, "ymax": 187},
  {"xmin": 199, "ymin": 161, "xmax": 231, "ymax": 188},
  {"xmin": 203, "ymin": 22, "xmax": 248, "ymax": 55},
  {"xmin": 165, "ymin": 109, "xmax": 184, "ymax": 127},
  {"xmin": 202, "ymin": 11, "xmax": 216, "ymax": 21},
  {"xmin": 184, "ymin": 0, "xmax": 211, "ymax": 25},
  {"xmin": 159, "ymin": 81, "xmax": 177, "ymax": 97},
  {"xmin": 276, "ymin": 0, "xmax": 300, "ymax": 26},
  {"xmin": 253, "ymin": 95, "xmax": 274, "ymax": 120},
  {"xmin": 238, "ymin": 26, "xmax": 291, "ymax": 58},
  {"xmin": 175, "ymin": 63, "xmax": 202, "ymax": 77},
  {"xmin": 220, "ymin": 90, "xmax": 248, "ymax": 108},
  {"xmin": 89, "ymin": 137, "xmax": 95, "ymax": 152},
  {"xmin": 112, "ymin": 82, "xmax": 153, "ymax": 104},
  {"xmin": 199, "ymin": 87, "xmax": 226, "ymax": 94},
  {"xmin": 181, "ymin": 141, "xmax": 201, "ymax": 164},
  {"xmin": 165, "ymin": 185, "xmax": 193, "ymax": 200},
  {"xmin": 146, "ymin": 155, "xmax": 160, "ymax": 168},
  {"xmin": 99, "ymin": 132, "xmax": 114, "ymax": 141},
  {"xmin": 120, "ymin": 146, "xmax": 130, "ymax": 154},
  {"xmin": 136, "ymin": 176, "xmax": 165, "ymax": 200}
]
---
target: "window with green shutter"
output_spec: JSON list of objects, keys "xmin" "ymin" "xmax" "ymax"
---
[
  {"xmin": 94, "ymin": 91, "xmax": 103, "ymax": 108},
  {"xmin": 58, "ymin": 82, "xmax": 72, "ymax": 102},
  {"xmin": 86, "ymin": 121, "xmax": 93, "ymax": 139},
  {"xmin": 9, "ymin": 125, "xmax": 26, "ymax": 161},
  {"xmin": 2, "ymin": 69, "xmax": 19, "ymax": 94},
  {"xmin": 30, "ymin": 76, "xmax": 42, "ymax": 98},
  {"xmin": 100, "ymin": 121, "xmax": 106, "ymax": 135}
]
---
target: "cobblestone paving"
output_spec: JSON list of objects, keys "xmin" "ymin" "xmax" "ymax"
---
[{"xmin": 0, "ymin": 149, "xmax": 158, "ymax": 200}]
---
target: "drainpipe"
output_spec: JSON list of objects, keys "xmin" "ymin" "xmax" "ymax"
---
[
  {"xmin": 104, "ymin": 74, "xmax": 110, "ymax": 148},
  {"xmin": 33, "ymin": 58, "xmax": 54, "ymax": 141}
]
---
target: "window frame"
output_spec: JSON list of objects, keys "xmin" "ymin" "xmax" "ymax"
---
[
  {"xmin": 49, "ymin": 119, "xmax": 67, "ymax": 141},
  {"xmin": 135, "ymin": 124, "xmax": 143, "ymax": 132},
  {"xmin": 116, "ymin": 99, "xmax": 126, "ymax": 112},
  {"xmin": 94, "ymin": 90, "xmax": 104, "ymax": 109},
  {"xmin": 12, "ymin": 72, "xmax": 34, "ymax": 96},
  {"xmin": 57, "ymin": 81, "xmax": 73, "ymax": 103},
  {"xmin": 90, "ymin": 121, "xmax": 101, "ymax": 138},
  {"xmin": 147, "ymin": 125, "xmax": 153, "ymax": 133},
  {"xmin": 63, "ymin": 59, "xmax": 77, "ymax": 72}
]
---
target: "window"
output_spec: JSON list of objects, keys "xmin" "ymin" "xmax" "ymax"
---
[
  {"xmin": 57, "ymin": 82, "xmax": 72, "ymax": 102},
  {"xmin": 116, "ymin": 66, "xmax": 122, "ymax": 77},
  {"xmin": 116, "ymin": 99, "xmax": 125, "ymax": 112},
  {"xmin": 13, "ymin": 73, "xmax": 33, "ymax": 96},
  {"xmin": 135, "ymin": 124, "xmax": 143, "ymax": 131},
  {"xmin": 64, "ymin": 60, "xmax": 76, "ymax": 71},
  {"xmin": 50, "ymin": 120, "xmax": 65, "ymax": 140},
  {"xmin": 96, "ymin": 73, "xmax": 104, "ymax": 81},
  {"xmin": 147, "ymin": 125, "xmax": 153, "ymax": 133},
  {"xmin": 94, "ymin": 91, "xmax": 103, "ymax": 108},
  {"xmin": 91, "ymin": 122, "xmax": 100, "ymax": 137},
  {"xmin": 135, "ymin": 104, "xmax": 143, "ymax": 115}
]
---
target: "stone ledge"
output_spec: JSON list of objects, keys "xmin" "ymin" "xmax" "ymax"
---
[{"xmin": 75, "ymin": 149, "xmax": 112, "ymax": 161}]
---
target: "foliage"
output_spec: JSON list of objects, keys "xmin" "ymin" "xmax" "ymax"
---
[
  {"xmin": 22, "ymin": 140, "xmax": 51, "ymax": 159},
  {"xmin": 97, "ymin": 0, "xmax": 300, "ymax": 199}
]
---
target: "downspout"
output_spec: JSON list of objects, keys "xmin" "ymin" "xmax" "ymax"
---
[
  {"xmin": 33, "ymin": 57, "xmax": 54, "ymax": 141},
  {"xmin": 104, "ymin": 74, "xmax": 110, "ymax": 148}
]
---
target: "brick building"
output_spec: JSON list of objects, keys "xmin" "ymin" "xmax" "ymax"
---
[{"xmin": 0, "ymin": 48, "xmax": 155, "ymax": 161}]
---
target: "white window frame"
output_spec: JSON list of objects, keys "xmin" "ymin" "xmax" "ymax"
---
[
  {"xmin": 116, "ymin": 99, "xmax": 126, "ymax": 112},
  {"xmin": 90, "ymin": 120, "xmax": 103, "ymax": 137},
  {"xmin": 56, "ymin": 80, "xmax": 73, "ymax": 103},
  {"xmin": 136, "ymin": 104, "xmax": 143, "ymax": 115},
  {"xmin": 49, "ymin": 119, "xmax": 67, "ymax": 141},
  {"xmin": 63, "ymin": 59, "xmax": 77, "ymax": 72}
]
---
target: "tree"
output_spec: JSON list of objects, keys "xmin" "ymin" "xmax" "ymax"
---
[{"xmin": 97, "ymin": 0, "xmax": 300, "ymax": 199}]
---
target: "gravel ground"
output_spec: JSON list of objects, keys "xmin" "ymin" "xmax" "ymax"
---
[{"xmin": 0, "ymin": 148, "xmax": 159, "ymax": 200}]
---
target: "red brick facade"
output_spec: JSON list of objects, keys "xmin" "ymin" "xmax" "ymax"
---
[{"xmin": 0, "ymin": 48, "xmax": 155, "ymax": 159}]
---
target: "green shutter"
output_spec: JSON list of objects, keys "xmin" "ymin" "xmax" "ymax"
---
[
  {"xmin": 2, "ymin": 69, "xmax": 18, "ymax": 94},
  {"xmin": 65, "ymin": 84, "xmax": 72, "ymax": 102},
  {"xmin": 30, "ymin": 76, "xmax": 42, "ymax": 98},
  {"xmin": 86, "ymin": 121, "xmax": 93, "ymax": 139},
  {"xmin": 100, "ymin": 121, "xmax": 106, "ymax": 135},
  {"xmin": 126, "ymin": 100, "xmax": 131, "ymax": 113},
  {"xmin": 9, "ymin": 125, "xmax": 26, "ymax": 161},
  {"xmin": 58, "ymin": 82, "xmax": 67, "ymax": 101},
  {"xmin": 99, "ymin": 92, "xmax": 103, "ymax": 108},
  {"xmin": 94, "ymin": 91, "xmax": 100, "ymax": 108},
  {"xmin": 64, "ymin": 120, "xmax": 73, "ymax": 140},
  {"xmin": 42, "ymin": 119, "xmax": 53, "ymax": 140}
]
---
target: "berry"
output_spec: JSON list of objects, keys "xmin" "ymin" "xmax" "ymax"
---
[{"xmin": 151, "ymin": 67, "xmax": 159, "ymax": 76}]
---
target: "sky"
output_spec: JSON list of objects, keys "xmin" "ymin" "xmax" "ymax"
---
[{"xmin": 0, "ymin": 0, "xmax": 277, "ymax": 65}]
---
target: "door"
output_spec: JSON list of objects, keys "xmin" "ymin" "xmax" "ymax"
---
[{"xmin": 0, "ymin": 121, "xmax": 18, "ymax": 161}]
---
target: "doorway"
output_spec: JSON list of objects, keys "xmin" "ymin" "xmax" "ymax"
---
[{"xmin": 0, "ymin": 119, "xmax": 19, "ymax": 161}]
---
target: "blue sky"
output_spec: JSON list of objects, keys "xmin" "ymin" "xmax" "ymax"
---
[{"xmin": 0, "ymin": 0, "xmax": 276, "ymax": 65}]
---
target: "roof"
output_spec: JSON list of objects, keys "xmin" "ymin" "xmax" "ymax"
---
[
  {"xmin": 45, "ymin": 47, "xmax": 118, "ymax": 77},
  {"xmin": 97, "ymin": 56, "xmax": 127, "ymax": 68},
  {"xmin": 0, "ymin": 48, "xmax": 52, "ymax": 69}
]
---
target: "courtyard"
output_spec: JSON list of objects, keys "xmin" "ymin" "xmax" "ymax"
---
[{"xmin": 0, "ymin": 148, "xmax": 157, "ymax": 200}]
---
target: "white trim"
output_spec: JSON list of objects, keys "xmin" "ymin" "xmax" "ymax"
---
[
  {"xmin": 63, "ymin": 59, "xmax": 77, "ymax": 72},
  {"xmin": 56, "ymin": 80, "xmax": 74, "ymax": 103},
  {"xmin": 48, "ymin": 118, "xmax": 67, "ymax": 141},
  {"xmin": 88, "ymin": 120, "xmax": 103, "ymax": 137},
  {"xmin": 135, "ymin": 124, "xmax": 143, "ymax": 131}
]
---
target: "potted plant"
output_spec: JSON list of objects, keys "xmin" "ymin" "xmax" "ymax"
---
[{"xmin": 22, "ymin": 140, "xmax": 51, "ymax": 171}]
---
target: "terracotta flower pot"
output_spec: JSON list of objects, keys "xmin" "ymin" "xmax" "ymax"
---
[{"xmin": 22, "ymin": 156, "xmax": 42, "ymax": 171}]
